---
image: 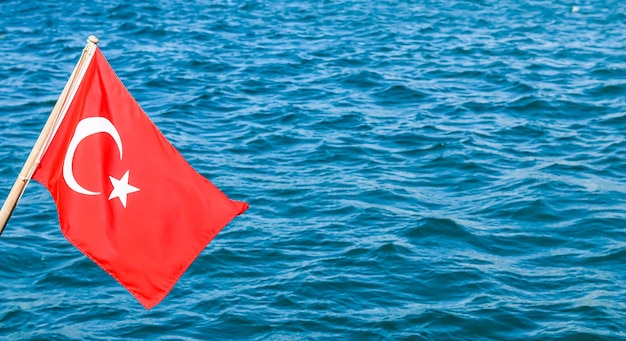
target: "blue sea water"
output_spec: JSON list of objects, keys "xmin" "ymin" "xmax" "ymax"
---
[{"xmin": 1, "ymin": 0, "xmax": 626, "ymax": 339}]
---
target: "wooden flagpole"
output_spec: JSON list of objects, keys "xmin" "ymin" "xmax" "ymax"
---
[{"xmin": 0, "ymin": 35, "xmax": 100, "ymax": 236}]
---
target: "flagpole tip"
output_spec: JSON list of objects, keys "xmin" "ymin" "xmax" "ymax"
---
[{"xmin": 87, "ymin": 35, "xmax": 99, "ymax": 45}]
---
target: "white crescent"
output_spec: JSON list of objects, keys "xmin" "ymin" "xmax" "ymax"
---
[{"xmin": 63, "ymin": 117, "xmax": 123, "ymax": 195}]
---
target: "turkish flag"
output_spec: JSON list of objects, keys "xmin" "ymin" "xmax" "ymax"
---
[{"xmin": 31, "ymin": 47, "xmax": 248, "ymax": 309}]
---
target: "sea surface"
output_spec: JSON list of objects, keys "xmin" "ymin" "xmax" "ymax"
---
[{"xmin": 1, "ymin": 0, "xmax": 625, "ymax": 339}]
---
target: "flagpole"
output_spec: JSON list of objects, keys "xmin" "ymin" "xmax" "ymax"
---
[{"xmin": 0, "ymin": 35, "xmax": 100, "ymax": 236}]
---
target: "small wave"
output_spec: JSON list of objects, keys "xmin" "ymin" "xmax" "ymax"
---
[{"xmin": 372, "ymin": 84, "xmax": 428, "ymax": 105}]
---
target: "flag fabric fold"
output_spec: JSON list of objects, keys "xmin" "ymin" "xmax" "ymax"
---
[{"xmin": 31, "ymin": 46, "xmax": 248, "ymax": 309}]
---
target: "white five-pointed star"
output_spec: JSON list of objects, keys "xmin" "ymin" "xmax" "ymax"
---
[{"xmin": 108, "ymin": 170, "xmax": 140, "ymax": 208}]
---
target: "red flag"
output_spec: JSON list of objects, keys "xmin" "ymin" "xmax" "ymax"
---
[{"xmin": 31, "ymin": 47, "xmax": 248, "ymax": 309}]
